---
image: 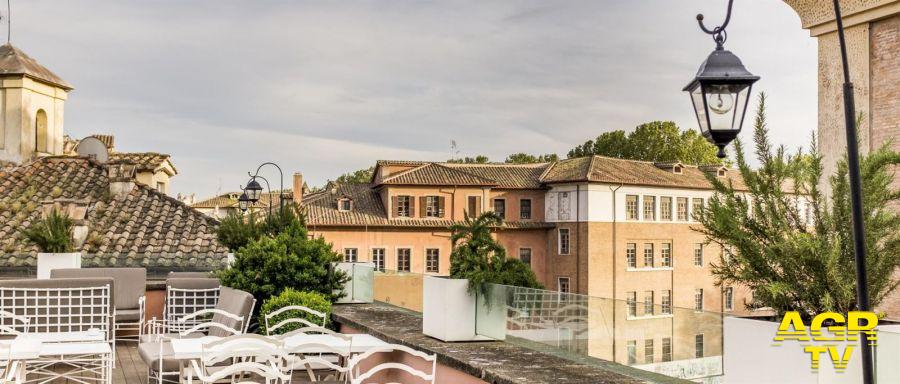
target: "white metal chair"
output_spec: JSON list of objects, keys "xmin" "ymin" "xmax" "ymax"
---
[
  {"xmin": 286, "ymin": 330, "xmax": 353, "ymax": 382},
  {"xmin": 0, "ymin": 310, "xmax": 30, "ymax": 336},
  {"xmin": 145, "ymin": 309, "xmax": 245, "ymax": 384},
  {"xmin": 348, "ymin": 344, "xmax": 436, "ymax": 384},
  {"xmin": 189, "ymin": 335, "xmax": 292, "ymax": 384},
  {"xmin": 146, "ymin": 278, "xmax": 221, "ymax": 337},
  {"xmin": 264, "ymin": 305, "xmax": 328, "ymax": 336}
]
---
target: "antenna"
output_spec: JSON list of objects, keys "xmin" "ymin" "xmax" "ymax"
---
[{"xmin": 74, "ymin": 137, "xmax": 110, "ymax": 163}]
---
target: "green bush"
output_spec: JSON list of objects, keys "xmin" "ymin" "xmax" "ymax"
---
[
  {"xmin": 217, "ymin": 213, "xmax": 348, "ymax": 314},
  {"xmin": 216, "ymin": 211, "xmax": 262, "ymax": 252},
  {"xmin": 259, "ymin": 289, "xmax": 331, "ymax": 335},
  {"xmin": 23, "ymin": 208, "xmax": 74, "ymax": 253}
]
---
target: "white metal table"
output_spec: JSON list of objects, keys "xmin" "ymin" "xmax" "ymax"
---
[
  {"xmin": 169, "ymin": 333, "xmax": 389, "ymax": 359},
  {"xmin": 7, "ymin": 332, "xmax": 113, "ymax": 384}
]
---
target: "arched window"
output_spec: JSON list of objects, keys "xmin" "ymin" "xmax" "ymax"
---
[{"xmin": 35, "ymin": 109, "xmax": 48, "ymax": 153}]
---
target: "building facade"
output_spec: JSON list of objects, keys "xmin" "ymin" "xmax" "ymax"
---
[{"xmin": 301, "ymin": 157, "xmax": 755, "ymax": 319}]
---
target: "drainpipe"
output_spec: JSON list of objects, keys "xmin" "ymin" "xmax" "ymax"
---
[{"xmin": 609, "ymin": 184, "xmax": 621, "ymax": 362}]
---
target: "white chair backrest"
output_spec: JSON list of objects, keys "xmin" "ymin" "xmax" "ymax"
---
[
  {"xmin": 0, "ymin": 310, "xmax": 30, "ymax": 336},
  {"xmin": 277, "ymin": 325, "xmax": 345, "ymax": 339},
  {"xmin": 177, "ymin": 308, "xmax": 244, "ymax": 337},
  {"xmin": 165, "ymin": 285, "xmax": 220, "ymax": 333},
  {"xmin": 191, "ymin": 360, "xmax": 289, "ymax": 384},
  {"xmin": 193, "ymin": 335, "xmax": 292, "ymax": 384},
  {"xmin": 264, "ymin": 305, "xmax": 327, "ymax": 335},
  {"xmin": 348, "ymin": 344, "xmax": 436, "ymax": 384},
  {"xmin": 0, "ymin": 283, "xmax": 111, "ymax": 339}
]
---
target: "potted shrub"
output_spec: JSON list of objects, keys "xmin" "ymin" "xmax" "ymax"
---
[
  {"xmin": 23, "ymin": 208, "xmax": 80, "ymax": 279},
  {"xmin": 259, "ymin": 289, "xmax": 332, "ymax": 335},
  {"xmin": 423, "ymin": 212, "xmax": 543, "ymax": 342}
]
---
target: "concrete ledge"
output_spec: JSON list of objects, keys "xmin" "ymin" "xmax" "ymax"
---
[{"xmin": 332, "ymin": 302, "xmax": 691, "ymax": 384}]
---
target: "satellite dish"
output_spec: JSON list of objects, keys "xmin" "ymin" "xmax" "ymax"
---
[{"xmin": 74, "ymin": 137, "xmax": 109, "ymax": 163}]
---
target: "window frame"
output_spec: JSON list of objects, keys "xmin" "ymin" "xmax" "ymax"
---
[
  {"xmin": 425, "ymin": 248, "xmax": 440, "ymax": 273},
  {"xmin": 343, "ymin": 248, "xmax": 358, "ymax": 263},
  {"xmin": 371, "ymin": 248, "xmax": 385, "ymax": 271},
  {"xmin": 396, "ymin": 248, "xmax": 412, "ymax": 272},
  {"xmin": 643, "ymin": 243, "xmax": 654, "ymax": 268},
  {"xmin": 691, "ymin": 197, "xmax": 704, "ymax": 221},
  {"xmin": 660, "ymin": 196, "xmax": 673, "ymax": 221},
  {"xmin": 643, "ymin": 196, "xmax": 656, "ymax": 221},
  {"xmin": 724, "ymin": 286, "xmax": 734, "ymax": 311},
  {"xmin": 661, "ymin": 243, "xmax": 672, "ymax": 267},
  {"xmin": 693, "ymin": 243, "xmax": 704, "ymax": 266},
  {"xmin": 625, "ymin": 195, "xmax": 639, "ymax": 220},
  {"xmin": 520, "ymin": 198, "xmax": 532, "ymax": 220},
  {"xmin": 396, "ymin": 195, "xmax": 412, "ymax": 217},
  {"xmin": 626, "ymin": 291, "xmax": 637, "ymax": 318},
  {"xmin": 627, "ymin": 340, "xmax": 637, "ymax": 365},
  {"xmin": 558, "ymin": 228, "xmax": 570, "ymax": 255},
  {"xmin": 661, "ymin": 290, "xmax": 672, "ymax": 315},
  {"xmin": 662, "ymin": 338, "xmax": 672, "ymax": 362},
  {"xmin": 557, "ymin": 277, "xmax": 571, "ymax": 293},
  {"xmin": 425, "ymin": 196, "xmax": 441, "ymax": 218},
  {"xmin": 694, "ymin": 288, "xmax": 704, "ymax": 312},
  {"xmin": 695, "ymin": 334, "xmax": 705, "ymax": 358},
  {"xmin": 644, "ymin": 339, "xmax": 654, "ymax": 364},
  {"xmin": 676, "ymin": 197, "xmax": 689, "ymax": 221},
  {"xmin": 493, "ymin": 198, "xmax": 506, "ymax": 219},
  {"xmin": 643, "ymin": 290, "xmax": 654, "ymax": 316},
  {"xmin": 626, "ymin": 243, "xmax": 637, "ymax": 268},
  {"xmin": 518, "ymin": 247, "xmax": 532, "ymax": 266}
]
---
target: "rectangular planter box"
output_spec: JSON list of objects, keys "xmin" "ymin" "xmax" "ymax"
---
[
  {"xmin": 422, "ymin": 276, "xmax": 506, "ymax": 342},
  {"xmin": 37, "ymin": 252, "xmax": 81, "ymax": 279}
]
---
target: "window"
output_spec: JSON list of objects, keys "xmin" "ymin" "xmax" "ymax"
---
[
  {"xmin": 661, "ymin": 290, "xmax": 672, "ymax": 314},
  {"xmin": 661, "ymin": 243, "xmax": 672, "ymax": 267},
  {"xmin": 343, "ymin": 248, "xmax": 358, "ymax": 263},
  {"xmin": 662, "ymin": 338, "xmax": 672, "ymax": 362},
  {"xmin": 626, "ymin": 243, "xmax": 637, "ymax": 268},
  {"xmin": 558, "ymin": 228, "xmax": 570, "ymax": 255},
  {"xmin": 693, "ymin": 244, "xmax": 704, "ymax": 266},
  {"xmin": 695, "ymin": 289, "xmax": 704, "ymax": 311},
  {"xmin": 425, "ymin": 196, "xmax": 441, "ymax": 217},
  {"xmin": 626, "ymin": 195, "xmax": 639, "ymax": 220},
  {"xmin": 425, "ymin": 248, "xmax": 440, "ymax": 273},
  {"xmin": 557, "ymin": 277, "xmax": 570, "ymax": 293},
  {"xmin": 695, "ymin": 334, "xmax": 705, "ymax": 358},
  {"xmin": 558, "ymin": 192, "xmax": 571, "ymax": 220},
  {"xmin": 643, "ymin": 291, "xmax": 654, "ymax": 316},
  {"xmin": 396, "ymin": 196, "xmax": 411, "ymax": 217},
  {"xmin": 676, "ymin": 197, "xmax": 689, "ymax": 221},
  {"xmin": 397, "ymin": 248, "xmax": 411, "ymax": 272},
  {"xmin": 156, "ymin": 182, "xmax": 166, "ymax": 193},
  {"xmin": 627, "ymin": 340, "xmax": 637, "ymax": 365},
  {"xmin": 339, "ymin": 198, "xmax": 352, "ymax": 211},
  {"xmin": 626, "ymin": 291, "xmax": 637, "ymax": 317},
  {"xmin": 493, "ymin": 198, "xmax": 506, "ymax": 219},
  {"xmin": 692, "ymin": 198, "xmax": 704, "ymax": 220},
  {"xmin": 372, "ymin": 248, "xmax": 385, "ymax": 271},
  {"xmin": 519, "ymin": 248, "xmax": 532, "ymax": 266},
  {"xmin": 643, "ymin": 196, "xmax": 656, "ymax": 221},
  {"xmin": 725, "ymin": 287, "xmax": 734, "ymax": 311},
  {"xmin": 35, "ymin": 109, "xmax": 48, "ymax": 153},
  {"xmin": 645, "ymin": 339, "xmax": 654, "ymax": 364},
  {"xmin": 520, "ymin": 199, "xmax": 532, "ymax": 219},
  {"xmin": 660, "ymin": 197, "xmax": 672, "ymax": 221},
  {"xmin": 467, "ymin": 196, "xmax": 480, "ymax": 217},
  {"xmin": 643, "ymin": 243, "xmax": 654, "ymax": 267}
]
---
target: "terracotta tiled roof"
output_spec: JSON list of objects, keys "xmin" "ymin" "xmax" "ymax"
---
[
  {"xmin": 192, "ymin": 191, "xmax": 291, "ymax": 210},
  {"xmin": 90, "ymin": 134, "xmax": 115, "ymax": 150},
  {"xmin": 109, "ymin": 152, "xmax": 177, "ymax": 174},
  {"xmin": 0, "ymin": 157, "xmax": 228, "ymax": 269},
  {"xmin": 541, "ymin": 155, "xmax": 748, "ymax": 191},
  {"xmin": 442, "ymin": 163, "xmax": 550, "ymax": 189},
  {"xmin": 303, "ymin": 183, "xmax": 552, "ymax": 229},
  {"xmin": 0, "ymin": 43, "xmax": 73, "ymax": 90},
  {"xmin": 381, "ymin": 163, "xmax": 497, "ymax": 186}
]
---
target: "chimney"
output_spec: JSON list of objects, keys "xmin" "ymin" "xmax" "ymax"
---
[
  {"xmin": 41, "ymin": 199, "xmax": 90, "ymax": 248},
  {"xmin": 108, "ymin": 160, "xmax": 137, "ymax": 198},
  {"xmin": 293, "ymin": 172, "xmax": 304, "ymax": 205}
]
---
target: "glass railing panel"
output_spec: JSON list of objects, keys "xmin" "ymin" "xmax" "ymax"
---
[{"xmin": 372, "ymin": 269, "xmax": 423, "ymax": 312}]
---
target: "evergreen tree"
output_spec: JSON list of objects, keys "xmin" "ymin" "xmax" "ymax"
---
[
  {"xmin": 695, "ymin": 94, "xmax": 900, "ymax": 316},
  {"xmin": 567, "ymin": 121, "xmax": 722, "ymax": 165}
]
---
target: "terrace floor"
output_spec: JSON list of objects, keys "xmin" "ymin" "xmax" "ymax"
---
[{"xmin": 113, "ymin": 344, "xmax": 148, "ymax": 384}]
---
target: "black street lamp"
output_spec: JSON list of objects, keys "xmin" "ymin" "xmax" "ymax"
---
[
  {"xmin": 241, "ymin": 162, "xmax": 286, "ymax": 217},
  {"xmin": 237, "ymin": 191, "xmax": 251, "ymax": 212},
  {"xmin": 687, "ymin": 1, "xmax": 874, "ymax": 383},
  {"xmin": 684, "ymin": 0, "xmax": 758, "ymax": 158},
  {"xmin": 244, "ymin": 178, "xmax": 263, "ymax": 202}
]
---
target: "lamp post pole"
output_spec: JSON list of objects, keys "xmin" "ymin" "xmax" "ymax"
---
[
  {"xmin": 244, "ymin": 162, "xmax": 286, "ymax": 216},
  {"xmin": 831, "ymin": 1, "xmax": 874, "ymax": 382}
]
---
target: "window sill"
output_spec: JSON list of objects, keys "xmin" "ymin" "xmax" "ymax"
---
[
  {"xmin": 626, "ymin": 314, "xmax": 674, "ymax": 321},
  {"xmin": 626, "ymin": 267, "xmax": 673, "ymax": 272}
]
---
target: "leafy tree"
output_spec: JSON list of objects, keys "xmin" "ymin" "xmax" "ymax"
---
[
  {"xmin": 694, "ymin": 94, "xmax": 900, "ymax": 317},
  {"xmin": 447, "ymin": 155, "xmax": 490, "ymax": 164},
  {"xmin": 567, "ymin": 121, "xmax": 722, "ymax": 165},
  {"xmin": 335, "ymin": 167, "xmax": 375, "ymax": 184},
  {"xmin": 217, "ymin": 216, "xmax": 349, "ymax": 308},
  {"xmin": 216, "ymin": 211, "xmax": 262, "ymax": 252},
  {"xmin": 504, "ymin": 153, "xmax": 559, "ymax": 164},
  {"xmin": 23, "ymin": 208, "xmax": 74, "ymax": 253},
  {"xmin": 449, "ymin": 212, "xmax": 543, "ymax": 296}
]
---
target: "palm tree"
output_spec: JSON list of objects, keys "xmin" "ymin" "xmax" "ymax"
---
[{"xmin": 449, "ymin": 212, "xmax": 543, "ymax": 297}]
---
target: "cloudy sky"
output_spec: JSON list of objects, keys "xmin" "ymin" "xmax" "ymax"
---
[{"xmin": 13, "ymin": 0, "xmax": 816, "ymax": 198}]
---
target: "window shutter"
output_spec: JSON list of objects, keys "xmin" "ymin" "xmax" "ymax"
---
[
  {"xmin": 409, "ymin": 196, "xmax": 416, "ymax": 218},
  {"xmin": 475, "ymin": 196, "xmax": 482, "ymax": 216},
  {"xmin": 438, "ymin": 196, "xmax": 446, "ymax": 217},
  {"xmin": 391, "ymin": 196, "xmax": 398, "ymax": 217},
  {"xmin": 420, "ymin": 196, "xmax": 427, "ymax": 217}
]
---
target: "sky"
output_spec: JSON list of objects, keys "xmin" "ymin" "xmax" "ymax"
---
[{"xmin": 11, "ymin": 0, "xmax": 817, "ymax": 198}]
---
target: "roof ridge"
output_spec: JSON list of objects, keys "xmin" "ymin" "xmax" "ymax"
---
[
  {"xmin": 537, "ymin": 159, "xmax": 558, "ymax": 182},
  {"xmin": 586, "ymin": 155, "xmax": 599, "ymax": 180}
]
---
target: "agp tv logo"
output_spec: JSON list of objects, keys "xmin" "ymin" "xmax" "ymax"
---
[{"xmin": 774, "ymin": 311, "xmax": 878, "ymax": 371}]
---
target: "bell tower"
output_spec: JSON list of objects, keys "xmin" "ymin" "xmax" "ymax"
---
[{"xmin": 0, "ymin": 43, "xmax": 72, "ymax": 164}]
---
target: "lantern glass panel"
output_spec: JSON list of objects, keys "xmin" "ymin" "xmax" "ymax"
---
[
  {"xmin": 690, "ymin": 86, "xmax": 708, "ymax": 135},
  {"xmin": 702, "ymin": 83, "xmax": 751, "ymax": 133}
]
